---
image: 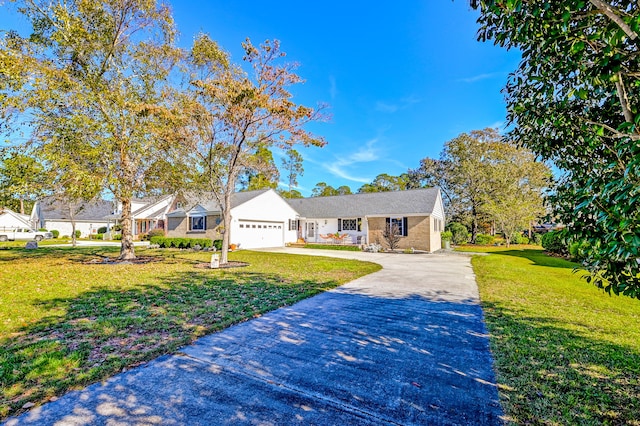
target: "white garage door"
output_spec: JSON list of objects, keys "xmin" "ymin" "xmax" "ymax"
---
[{"xmin": 235, "ymin": 220, "xmax": 285, "ymax": 249}]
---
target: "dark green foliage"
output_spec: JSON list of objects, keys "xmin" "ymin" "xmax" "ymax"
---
[
  {"xmin": 149, "ymin": 237, "xmax": 213, "ymax": 249},
  {"xmin": 513, "ymin": 234, "xmax": 529, "ymax": 245},
  {"xmin": 475, "ymin": 233, "xmax": 495, "ymax": 245},
  {"xmin": 51, "ymin": 230, "xmax": 59, "ymax": 238},
  {"xmin": 472, "ymin": 1, "xmax": 640, "ymax": 297},
  {"xmin": 74, "ymin": 230, "xmax": 81, "ymax": 239},
  {"xmin": 213, "ymin": 239, "xmax": 222, "ymax": 250},
  {"xmin": 97, "ymin": 227, "xmax": 107, "ymax": 234},
  {"xmin": 447, "ymin": 222, "xmax": 470, "ymax": 245},
  {"xmin": 541, "ymin": 230, "xmax": 569, "ymax": 255},
  {"xmin": 569, "ymin": 240, "xmax": 591, "ymax": 262}
]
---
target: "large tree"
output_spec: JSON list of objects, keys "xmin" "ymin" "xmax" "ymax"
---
[
  {"xmin": 1, "ymin": 0, "xmax": 180, "ymax": 259},
  {"xmin": 483, "ymin": 142, "xmax": 550, "ymax": 246},
  {"xmin": 280, "ymin": 148, "xmax": 304, "ymax": 198},
  {"xmin": 414, "ymin": 129, "xmax": 549, "ymax": 243},
  {"xmin": 178, "ymin": 35, "xmax": 325, "ymax": 264},
  {"xmin": 471, "ymin": 1, "xmax": 640, "ymax": 297}
]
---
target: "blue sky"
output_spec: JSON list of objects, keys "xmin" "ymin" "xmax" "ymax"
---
[
  {"xmin": 1, "ymin": 1, "xmax": 521, "ymax": 196},
  {"xmin": 174, "ymin": 1, "xmax": 521, "ymax": 195}
]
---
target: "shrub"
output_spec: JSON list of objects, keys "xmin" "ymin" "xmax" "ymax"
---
[
  {"xmin": 213, "ymin": 239, "xmax": 222, "ymax": 250},
  {"xmin": 112, "ymin": 224, "xmax": 122, "ymax": 232},
  {"xmin": 475, "ymin": 234, "xmax": 495, "ymax": 245},
  {"xmin": 74, "ymin": 230, "xmax": 81, "ymax": 239},
  {"xmin": 97, "ymin": 226, "xmax": 108, "ymax": 234},
  {"xmin": 51, "ymin": 230, "xmax": 60, "ymax": 238},
  {"xmin": 541, "ymin": 230, "xmax": 568, "ymax": 255},
  {"xmin": 148, "ymin": 229, "xmax": 165, "ymax": 238},
  {"xmin": 150, "ymin": 236, "xmax": 213, "ymax": 249},
  {"xmin": 38, "ymin": 228, "xmax": 48, "ymax": 232},
  {"xmin": 448, "ymin": 222, "xmax": 470, "ymax": 245},
  {"xmin": 531, "ymin": 232, "xmax": 542, "ymax": 245},
  {"xmin": 113, "ymin": 234, "xmax": 122, "ymax": 240},
  {"xmin": 514, "ymin": 234, "xmax": 530, "ymax": 245},
  {"xmin": 569, "ymin": 240, "xmax": 590, "ymax": 262},
  {"xmin": 441, "ymin": 231, "xmax": 453, "ymax": 242},
  {"xmin": 89, "ymin": 234, "xmax": 104, "ymax": 240}
]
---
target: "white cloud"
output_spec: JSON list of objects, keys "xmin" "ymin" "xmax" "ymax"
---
[
  {"xmin": 375, "ymin": 96, "xmax": 420, "ymax": 114},
  {"xmin": 329, "ymin": 75, "xmax": 338, "ymax": 100},
  {"xmin": 317, "ymin": 139, "xmax": 380, "ymax": 183},
  {"xmin": 458, "ymin": 72, "xmax": 504, "ymax": 83},
  {"xmin": 375, "ymin": 102, "xmax": 399, "ymax": 113}
]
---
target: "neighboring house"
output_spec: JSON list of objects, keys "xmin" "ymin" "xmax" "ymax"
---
[
  {"xmin": 31, "ymin": 197, "xmax": 116, "ymax": 238},
  {"xmin": 0, "ymin": 207, "xmax": 33, "ymax": 230},
  {"xmin": 285, "ymin": 188, "xmax": 445, "ymax": 252},
  {"xmin": 128, "ymin": 195, "xmax": 174, "ymax": 238},
  {"xmin": 165, "ymin": 189, "xmax": 299, "ymax": 249}
]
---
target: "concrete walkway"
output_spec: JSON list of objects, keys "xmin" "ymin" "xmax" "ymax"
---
[{"xmin": 4, "ymin": 249, "xmax": 503, "ymax": 425}]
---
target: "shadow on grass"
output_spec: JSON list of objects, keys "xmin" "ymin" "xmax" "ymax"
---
[
  {"xmin": 2, "ymin": 284, "xmax": 504, "ymax": 425},
  {"xmin": 0, "ymin": 269, "xmax": 337, "ymax": 420},
  {"xmin": 482, "ymin": 300, "xmax": 640, "ymax": 424},
  {"xmin": 483, "ymin": 249, "xmax": 579, "ymax": 270}
]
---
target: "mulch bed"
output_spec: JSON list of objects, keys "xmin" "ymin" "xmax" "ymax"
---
[{"xmin": 194, "ymin": 261, "xmax": 250, "ymax": 269}]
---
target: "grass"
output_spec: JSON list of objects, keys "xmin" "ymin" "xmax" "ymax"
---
[
  {"xmin": 303, "ymin": 243, "xmax": 362, "ymax": 251},
  {"xmin": 0, "ymin": 246, "xmax": 381, "ymax": 420},
  {"xmin": 470, "ymin": 247, "xmax": 640, "ymax": 425},
  {"xmin": 455, "ymin": 243, "xmax": 543, "ymax": 253}
]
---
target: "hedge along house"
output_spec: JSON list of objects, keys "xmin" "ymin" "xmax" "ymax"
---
[
  {"xmin": 165, "ymin": 189, "xmax": 299, "ymax": 249},
  {"xmin": 285, "ymin": 188, "xmax": 446, "ymax": 252}
]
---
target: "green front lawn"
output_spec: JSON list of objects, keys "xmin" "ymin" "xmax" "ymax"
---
[
  {"xmin": 471, "ymin": 247, "xmax": 640, "ymax": 425},
  {"xmin": 0, "ymin": 247, "xmax": 381, "ymax": 420}
]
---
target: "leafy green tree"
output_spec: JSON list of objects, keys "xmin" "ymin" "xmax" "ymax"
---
[
  {"xmin": 471, "ymin": 1, "xmax": 640, "ymax": 297},
  {"xmin": 357, "ymin": 173, "xmax": 412, "ymax": 193},
  {"xmin": 336, "ymin": 185, "xmax": 352, "ymax": 195},
  {"xmin": 178, "ymin": 36, "xmax": 325, "ymax": 264},
  {"xmin": 311, "ymin": 182, "xmax": 339, "ymax": 197},
  {"xmin": 0, "ymin": 149, "xmax": 47, "ymax": 214},
  {"xmin": 483, "ymin": 142, "xmax": 550, "ymax": 247},
  {"xmin": 415, "ymin": 129, "xmax": 548, "ymax": 243},
  {"xmin": 277, "ymin": 188, "xmax": 303, "ymax": 198},
  {"xmin": 1, "ymin": 0, "xmax": 180, "ymax": 260},
  {"xmin": 239, "ymin": 144, "xmax": 279, "ymax": 191},
  {"xmin": 280, "ymin": 148, "xmax": 304, "ymax": 198}
]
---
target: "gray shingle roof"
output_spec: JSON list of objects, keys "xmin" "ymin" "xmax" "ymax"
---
[
  {"xmin": 38, "ymin": 197, "xmax": 114, "ymax": 221},
  {"xmin": 170, "ymin": 190, "xmax": 271, "ymax": 215},
  {"xmin": 285, "ymin": 188, "xmax": 440, "ymax": 218}
]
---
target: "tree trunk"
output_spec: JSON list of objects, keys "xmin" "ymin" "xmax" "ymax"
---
[
  {"xmin": 471, "ymin": 205, "xmax": 479, "ymax": 244},
  {"xmin": 69, "ymin": 205, "xmax": 77, "ymax": 247},
  {"xmin": 20, "ymin": 198, "xmax": 25, "ymax": 215},
  {"xmin": 119, "ymin": 197, "xmax": 136, "ymax": 260},
  {"xmin": 220, "ymin": 190, "xmax": 232, "ymax": 264}
]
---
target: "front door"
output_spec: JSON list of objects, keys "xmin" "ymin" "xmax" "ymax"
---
[{"xmin": 306, "ymin": 222, "xmax": 315, "ymax": 239}]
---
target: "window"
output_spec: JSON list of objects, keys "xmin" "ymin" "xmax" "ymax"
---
[
  {"xmin": 239, "ymin": 224, "xmax": 244, "ymax": 228},
  {"xmin": 386, "ymin": 217, "xmax": 408, "ymax": 237},
  {"xmin": 288, "ymin": 219, "xmax": 298, "ymax": 231},
  {"xmin": 190, "ymin": 216, "xmax": 206, "ymax": 231},
  {"xmin": 338, "ymin": 218, "xmax": 362, "ymax": 232}
]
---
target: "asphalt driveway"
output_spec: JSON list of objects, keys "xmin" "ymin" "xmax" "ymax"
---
[{"xmin": 4, "ymin": 249, "xmax": 503, "ymax": 425}]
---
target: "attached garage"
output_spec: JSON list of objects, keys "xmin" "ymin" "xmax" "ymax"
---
[{"xmin": 235, "ymin": 220, "xmax": 285, "ymax": 249}]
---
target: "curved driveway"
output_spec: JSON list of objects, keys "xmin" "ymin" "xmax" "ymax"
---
[{"xmin": 5, "ymin": 249, "xmax": 503, "ymax": 425}]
